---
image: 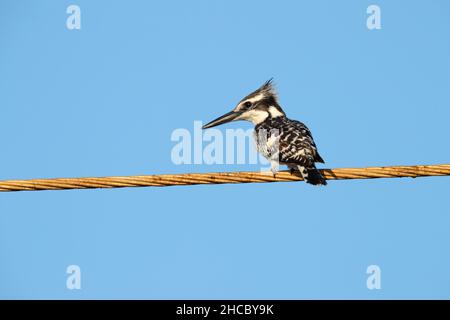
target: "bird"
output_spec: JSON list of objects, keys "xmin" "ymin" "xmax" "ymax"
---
[{"xmin": 202, "ymin": 79, "xmax": 327, "ymax": 185}]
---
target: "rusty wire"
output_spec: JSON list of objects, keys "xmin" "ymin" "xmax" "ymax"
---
[{"xmin": 0, "ymin": 164, "xmax": 449, "ymax": 192}]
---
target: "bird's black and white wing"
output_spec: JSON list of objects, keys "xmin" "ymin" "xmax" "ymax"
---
[
  {"xmin": 277, "ymin": 120, "xmax": 324, "ymax": 166},
  {"xmin": 276, "ymin": 120, "xmax": 327, "ymax": 185}
]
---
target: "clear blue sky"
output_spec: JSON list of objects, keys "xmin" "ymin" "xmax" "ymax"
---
[{"xmin": 1, "ymin": 0, "xmax": 450, "ymax": 299}]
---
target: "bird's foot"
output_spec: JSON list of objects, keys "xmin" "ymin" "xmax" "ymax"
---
[{"xmin": 270, "ymin": 161, "xmax": 279, "ymax": 178}]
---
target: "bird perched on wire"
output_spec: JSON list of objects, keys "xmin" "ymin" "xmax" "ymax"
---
[{"xmin": 202, "ymin": 79, "xmax": 327, "ymax": 185}]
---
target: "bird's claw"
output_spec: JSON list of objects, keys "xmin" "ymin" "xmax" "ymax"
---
[{"xmin": 270, "ymin": 168, "xmax": 278, "ymax": 178}]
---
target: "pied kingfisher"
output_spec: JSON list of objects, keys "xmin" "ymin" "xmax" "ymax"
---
[{"xmin": 202, "ymin": 79, "xmax": 327, "ymax": 185}]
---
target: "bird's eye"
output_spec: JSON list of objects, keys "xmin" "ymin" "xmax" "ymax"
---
[{"xmin": 244, "ymin": 101, "xmax": 252, "ymax": 108}]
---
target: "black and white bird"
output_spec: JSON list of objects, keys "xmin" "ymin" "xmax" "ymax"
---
[{"xmin": 202, "ymin": 79, "xmax": 327, "ymax": 185}]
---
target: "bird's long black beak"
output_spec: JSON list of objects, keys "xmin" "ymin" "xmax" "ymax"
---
[{"xmin": 202, "ymin": 110, "xmax": 241, "ymax": 129}]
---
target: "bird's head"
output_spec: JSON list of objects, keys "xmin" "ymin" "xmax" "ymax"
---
[{"xmin": 202, "ymin": 79, "xmax": 285, "ymax": 129}]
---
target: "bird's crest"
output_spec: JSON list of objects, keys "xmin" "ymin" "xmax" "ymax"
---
[{"xmin": 241, "ymin": 78, "xmax": 278, "ymax": 103}]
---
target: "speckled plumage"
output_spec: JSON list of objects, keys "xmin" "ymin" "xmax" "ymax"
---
[{"xmin": 254, "ymin": 116, "xmax": 326, "ymax": 185}]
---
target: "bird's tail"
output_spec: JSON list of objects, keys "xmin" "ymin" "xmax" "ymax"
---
[{"xmin": 298, "ymin": 165, "xmax": 327, "ymax": 186}]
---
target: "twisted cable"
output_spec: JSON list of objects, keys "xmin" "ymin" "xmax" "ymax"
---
[{"xmin": 0, "ymin": 164, "xmax": 449, "ymax": 192}]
